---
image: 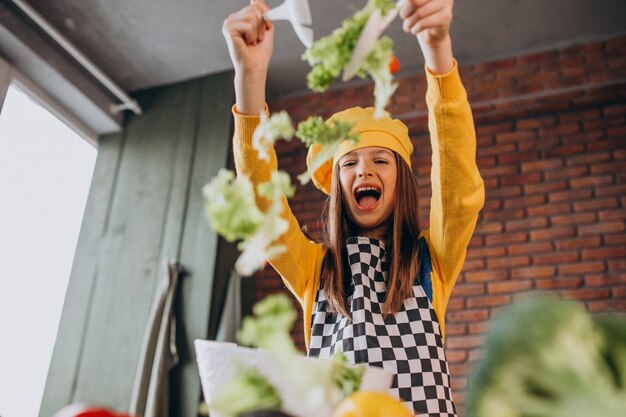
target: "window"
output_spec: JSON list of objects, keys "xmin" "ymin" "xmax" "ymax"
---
[{"xmin": 0, "ymin": 84, "xmax": 97, "ymax": 417}]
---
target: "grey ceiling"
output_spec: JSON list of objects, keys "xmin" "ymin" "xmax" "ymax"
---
[{"xmin": 24, "ymin": 0, "xmax": 626, "ymax": 100}]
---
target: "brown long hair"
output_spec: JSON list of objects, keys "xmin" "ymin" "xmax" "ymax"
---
[{"xmin": 320, "ymin": 152, "xmax": 421, "ymax": 318}]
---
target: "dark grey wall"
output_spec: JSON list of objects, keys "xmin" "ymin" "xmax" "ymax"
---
[{"xmin": 40, "ymin": 70, "xmax": 234, "ymax": 417}]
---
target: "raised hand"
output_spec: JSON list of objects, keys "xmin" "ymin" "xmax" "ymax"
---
[
  {"xmin": 397, "ymin": 0, "xmax": 455, "ymax": 74},
  {"xmin": 222, "ymin": 0, "xmax": 275, "ymax": 114}
]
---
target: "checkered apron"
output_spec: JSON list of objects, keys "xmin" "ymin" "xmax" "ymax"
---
[{"xmin": 308, "ymin": 237, "xmax": 457, "ymax": 417}]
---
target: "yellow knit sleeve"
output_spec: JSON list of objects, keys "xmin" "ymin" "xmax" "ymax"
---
[
  {"xmin": 231, "ymin": 106, "xmax": 325, "ymax": 312},
  {"xmin": 422, "ymin": 61, "xmax": 485, "ymax": 335}
]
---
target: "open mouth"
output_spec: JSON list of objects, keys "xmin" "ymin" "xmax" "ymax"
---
[{"xmin": 354, "ymin": 185, "xmax": 381, "ymax": 210}]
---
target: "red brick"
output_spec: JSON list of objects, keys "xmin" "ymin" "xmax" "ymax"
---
[
  {"xmin": 468, "ymin": 235, "xmax": 485, "ymax": 248},
  {"xmin": 608, "ymin": 125, "xmax": 626, "ymax": 139},
  {"xmin": 508, "ymin": 241, "xmax": 553, "ymax": 255},
  {"xmin": 467, "ymin": 348, "xmax": 486, "ymax": 363},
  {"xmin": 501, "ymin": 172, "xmax": 542, "ymax": 186},
  {"xmin": 521, "ymin": 158, "xmax": 564, "ymax": 173},
  {"xmin": 535, "ymin": 277, "xmax": 584, "ymax": 289},
  {"xmin": 519, "ymin": 137, "xmax": 560, "ymax": 152},
  {"xmin": 591, "ymin": 161, "xmax": 626, "ymax": 176},
  {"xmin": 487, "ymin": 256, "xmax": 531, "ymax": 269},
  {"xmin": 527, "ymin": 203, "xmax": 571, "ymax": 217},
  {"xmin": 605, "ymin": 234, "xmax": 626, "ymax": 246},
  {"xmin": 495, "ymin": 130, "xmax": 536, "ymax": 143},
  {"xmin": 468, "ymin": 320, "xmax": 491, "ymax": 335},
  {"xmin": 474, "ymin": 221, "xmax": 504, "ymax": 235},
  {"xmin": 587, "ymin": 139, "xmax": 626, "ymax": 152},
  {"xmin": 480, "ymin": 142, "xmax": 516, "ymax": 156},
  {"xmin": 447, "ymin": 309, "xmax": 490, "ymax": 322},
  {"xmin": 480, "ymin": 165, "xmax": 518, "ymax": 178},
  {"xmin": 446, "ymin": 350, "xmax": 468, "ymax": 363},
  {"xmin": 603, "ymin": 103, "xmax": 626, "ymax": 117},
  {"xmin": 466, "ymin": 246, "xmax": 506, "ymax": 259},
  {"xmin": 574, "ymin": 197, "xmax": 619, "ymax": 212},
  {"xmin": 587, "ymin": 299, "xmax": 626, "ymax": 313},
  {"xmin": 583, "ymin": 247, "xmax": 626, "ymax": 261},
  {"xmin": 530, "ymin": 226, "xmax": 576, "ymax": 241},
  {"xmin": 608, "ymin": 260, "xmax": 626, "ymax": 271},
  {"xmin": 484, "ymin": 208, "xmax": 525, "ymax": 221},
  {"xmin": 511, "ymin": 266, "xmax": 556, "ymax": 280},
  {"xmin": 488, "ymin": 280, "xmax": 533, "ymax": 294},
  {"xmin": 551, "ymin": 212, "xmax": 597, "ymax": 226},
  {"xmin": 533, "ymin": 251, "xmax": 580, "ymax": 265},
  {"xmin": 517, "ymin": 116, "xmax": 557, "ymax": 130},
  {"xmin": 505, "ymin": 217, "xmax": 549, "ymax": 232},
  {"xmin": 478, "ymin": 122, "xmax": 515, "ymax": 135},
  {"xmin": 486, "ymin": 186, "xmax": 523, "ymax": 199},
  {"xmin": 444, "ymin": 322, "xmax": 469, "ymax": 338},
  {"xmin": 446, "ymin": 335, "xmax": 485, "ymax": 352},
  {"xmin": 579, "ymin": 221, "xmax": 625, "ymax": 236},
  {"xmin": 504, "ymin": 195, "xmax": 547, "ymax": 210},
  {"xmin": 486, "ymin": 232, "xmax": 528, "ymax": 246},
  {"xmin": 450, "ymin": 376, "xmax": 468, "ymax": 392},
  {"xmin": 555, "ymin": 236, "xmax": 602, "ymax": 250},
  {"xmin": 544, "ymin": 165, "xmax": 588, "ymax": 180},
  {"xmin": 562, "ymin": 288, "xmax": 611, "ymax": 301},
  {"xmin": 538, "ymin": 123, "xmax": 581, "ymax": 138},
  {"xmin": 585, "ymin": 273, "xmax": 626, "ymax": 286},
  {"xmin": 499, "ymin": 151, "xmax": 540, "ymax": 165},
  {"xmin": 466, "ymin": 295, "xmax": 512, "ymax": 308},
  {"xmin": 559, "ymin": 262, "xmax": 606, "ymax": 275},
  {"xmin": 462, "ymin": 258, "xmax": 486, "ymax": 271},
  {"xmin": 561, "ymin": 130, "xmax": 604, "ymax": 146},
  {"xmin": 523, "ymin": 180, "xmax": 568, "ymax": 195},
  {"xmin": 548, "ymin": 188, "xmax": 593, "ymax": 203},
  {"xmin": 596, "ymin": 184, "xmax": 626, "ymax": 197},
  {"xmin": 544, "ymin": 144, "xmax": 585, "ymax": 158},
  {"xmin": 465, "ymin": 270, "xmax": 509, "ymax": 283},
  {"xmin": 452, "ymin": 283, "xmax": 486, "ymax": 297},
  {"xmin": 569, "ymin": 175, "xmax": 614, "ymax": 189},
  {"xmin": 447, "ymin": 297, "xmax": 465, "ymax": 311},
  {"xmin": 567, "ymin": 151, "xmax": 612, "ymax": 165}
]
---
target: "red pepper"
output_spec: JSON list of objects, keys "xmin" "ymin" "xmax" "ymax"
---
[{"xmin": 388, "ymin": 56, "xmax": 400, "ymax": 74}]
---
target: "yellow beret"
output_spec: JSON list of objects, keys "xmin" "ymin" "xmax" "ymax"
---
[{"xmin": 306, "ymin": 107, "xmax": 413, "ymax": 195}]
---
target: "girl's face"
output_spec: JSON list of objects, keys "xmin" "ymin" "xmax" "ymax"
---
[{"xmin": 338, "ymin": 147, "xmax": 398, "ymax": 238}]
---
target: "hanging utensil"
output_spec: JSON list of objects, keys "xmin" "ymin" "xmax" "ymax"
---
[{"xmin": 264, "ymin": 0, "xmax": 314, "ymax": 48}]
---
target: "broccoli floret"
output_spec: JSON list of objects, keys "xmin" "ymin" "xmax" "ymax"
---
[{"xmin": 467, "ymin": 296, "xmax": 626, "ymax": 417}]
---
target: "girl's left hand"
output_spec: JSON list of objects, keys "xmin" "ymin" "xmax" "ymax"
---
[{"xmin": 398, "ymin": 0, "xmax": 454, "ymax": 46}]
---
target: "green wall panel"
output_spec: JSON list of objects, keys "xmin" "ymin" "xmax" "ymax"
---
[{"xmin": 40, "ymin": 71, "xmax": 234, "ymax": 416}]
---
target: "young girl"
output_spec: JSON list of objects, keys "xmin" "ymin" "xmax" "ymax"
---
[{"xmin": 223, "ymin": 0, "xmax": 485, "ymax": 415}]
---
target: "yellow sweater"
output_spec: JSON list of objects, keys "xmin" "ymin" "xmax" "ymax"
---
[{"xmin": 232, "ymin": 61, "xmax": 485, "ymax": 348}]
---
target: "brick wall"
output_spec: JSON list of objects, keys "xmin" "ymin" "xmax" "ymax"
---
[{"xmin": 249, "ymin": 35, "xmax": 626, "ymax": 411}]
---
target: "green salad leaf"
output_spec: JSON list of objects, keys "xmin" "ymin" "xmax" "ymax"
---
[
  {"xmin": 295, "ymin": 116, "xmax": 359, "ymax": 185},
  {"xmin": 253, "ymin": 111, "xmax": 295, "ymax": 161},
  {"xmin": 302, "ymin": 0, "xmax": 397, "ymax": 116},
  {"xmin": 211, "ymin": 363, "xmax": 282, "ymax": 417},
  {"xmin": 467, "ymin": 296, "xmax": 626, "ymax": 417},
  {"xmin": 202, "ymin": 169, "xmax": 264, "ymax": 242},
  {"xmin": 203, "ymin": 169, "xmax": 295, "ymax": 276}
]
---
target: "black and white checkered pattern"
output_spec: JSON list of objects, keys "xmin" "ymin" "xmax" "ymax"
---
[{"xmin": 308, "ymin": 237, "xmax": 457, "ymax": 417}]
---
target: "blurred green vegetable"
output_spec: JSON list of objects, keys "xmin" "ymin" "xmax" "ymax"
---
[
  {"xmin": 238, "ymin": 293, "xmax": 300, "ymax": 357},
  {"xmin": 211, "ymin": 364, "xmax": 282, "ymax": 417},
  {"xmin": 302, "ymin": 0, "xmax": 397, "ymax": 115},
  {"xmin": 253, "ymin": 111, "xmax": 295, "ymax": 161},
  {"xmin": 467, "ymin": 295, "xmax": 626, "ymax": 417},
  {"xmin": 296, "ymin": 116, "xmax": 359, "ymax": 185},
  {"xmin": 203, "ymin": 170, "xmax": 294, "ymax": 276},
  {"xmin": 236, "ymin": 293, "xmax": 366, "ymax": 411},
  {"xmin": 203, "ymin": 169, "xmax": 264, "ymax": 242}
]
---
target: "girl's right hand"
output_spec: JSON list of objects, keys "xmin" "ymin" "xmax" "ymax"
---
[{"xmin": 222, "ymin": 0, "xmax": 274, "ymax": 78}]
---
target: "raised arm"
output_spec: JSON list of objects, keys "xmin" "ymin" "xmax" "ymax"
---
[
  {"xmin": 399, "ymin": 0, "xmax": 485, "ymax": 290},
  {"xmin": 222, "ymin": 0, "xmax": 325, "ymax": 302}
]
